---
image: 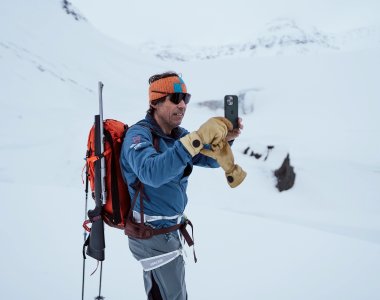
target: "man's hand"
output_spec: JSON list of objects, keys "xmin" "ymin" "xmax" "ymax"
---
[
  {"xmin": 180, "ymin": 117, "xmax": 232, "ymax": 157},
  {"xmin": 197, "ymin": 117, "xmax": 233, "ymax": 145},
  {"xmin": 226, "ymin": 118, "xmax": 243, "ymax": 142}
]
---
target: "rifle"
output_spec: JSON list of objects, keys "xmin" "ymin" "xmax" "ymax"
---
[{"xmin": 82, "ymin": 82, "xmax": 106, "ymax": 300}]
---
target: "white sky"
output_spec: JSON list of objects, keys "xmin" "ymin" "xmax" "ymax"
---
[{"xmin": 71, "ymin": 0, "xmax": 380, "ymax": 45}]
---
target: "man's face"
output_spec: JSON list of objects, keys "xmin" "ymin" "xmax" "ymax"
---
[{"xmin": 154, "ymin": 96, "xmax": 187, "ymax": 132}]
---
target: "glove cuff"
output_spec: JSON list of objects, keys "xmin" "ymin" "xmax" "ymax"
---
[
  {"xmin": 180, "ymin": 132, "xmax": 203, "ymax": 157},
  {"xmin": 226, "ymin": 165, "xmax": 247, "ymax": 188}
]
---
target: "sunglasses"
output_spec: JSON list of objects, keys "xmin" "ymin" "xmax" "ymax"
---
[{"xmin": 152, "ymin": 91, "xmax": 191, "ymax": 105}]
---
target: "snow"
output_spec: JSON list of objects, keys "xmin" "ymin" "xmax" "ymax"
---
[{"xmin": 1, "ymin": 1, "xmax": 379, "ymax": 299}]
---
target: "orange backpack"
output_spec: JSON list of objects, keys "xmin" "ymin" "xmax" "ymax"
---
[
  {"xmin": 82, "ymin": 118, "xmax": 196, "ymax": 261},
  {"xmin": 85, "ymin": 119, "xmax": 129, "ymax": 229}
]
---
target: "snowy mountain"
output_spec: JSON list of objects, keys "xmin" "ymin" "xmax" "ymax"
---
[
  {"xmin": 141, "ymin": 18, "xmax": 380, "ymax": 61},
  {"xmin": 1, "ymin": 1, "xmax": 380, "ymax": 300}
]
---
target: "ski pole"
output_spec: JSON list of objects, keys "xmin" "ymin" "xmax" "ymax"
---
[
  {"xmin": 95, "ymin": 262, "xmax": 105, "ymax": 300},
  {"xmin": 82, "ymin": 160, "xmax": 90, "ymax": 300}
]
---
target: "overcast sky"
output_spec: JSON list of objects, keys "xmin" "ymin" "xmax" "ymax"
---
[{"xmin": 71, "ymin": 0, "xmax": 380, "ymax": 46}]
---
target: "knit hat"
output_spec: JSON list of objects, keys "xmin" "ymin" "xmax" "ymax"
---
[{"xmin": 149, "ymin": 76, "xmax": 187, "ymax": 104}]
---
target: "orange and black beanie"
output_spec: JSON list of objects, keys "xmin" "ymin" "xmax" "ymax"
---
[{"xmin": 149, "ymin": 75, "xmax": 187, "ymax": 104}]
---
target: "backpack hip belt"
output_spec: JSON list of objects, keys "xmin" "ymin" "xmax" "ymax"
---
[
  {"xmin": 132, "ymin": 211, "xmax": 183, "ymax": 224},
  {"xmin": 124, "ymin": 182, "xmax": 197, "ymax": 262},
  {"xmin": 124, "ymin": 216, "xmax": 195, "ymax": 250}
]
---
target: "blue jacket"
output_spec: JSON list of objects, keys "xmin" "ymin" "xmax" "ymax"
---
[{"xmin": 120, "ymin": 114, "xmax": 219, "ymax": 228}]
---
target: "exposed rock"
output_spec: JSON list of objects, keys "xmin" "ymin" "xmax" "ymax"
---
[
  {"xmin": 62, "ymin": 0, "xmax": 86, "ymax": 21},
  {"xmin": 242, "ymin": 145, "xmax": 296, "ymax": 191},
  {"xmin": 197, "ymin": 88, "xmax": 258, "ymax": 114},
  {"xmin": 197, "ymin": 100, "xmax": 223, "ymax": 111},
  {"xmin": 274, "ymin": 154, "xmax": 296, "ymax": 192}
]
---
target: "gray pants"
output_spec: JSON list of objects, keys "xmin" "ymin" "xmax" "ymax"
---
[{"xmin": 129, "ymin": 232, "xmax": 188, "ymax": 300}]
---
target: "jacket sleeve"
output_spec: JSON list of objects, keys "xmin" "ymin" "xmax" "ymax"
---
[
  {"xmin": 121, "ymin": 125, "xmax": 193, "ymax": 188},
  {"xmin": 192, "ymin": 146, "xmax": 220, "ymax": 168}
]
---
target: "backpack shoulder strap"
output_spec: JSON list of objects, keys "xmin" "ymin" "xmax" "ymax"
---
[
  {"xmin": 151, "ymin": 130, "xmax": 159, "ymax": 152},
  {"xmin": 127, "ymin": 125, "xmax": 159, "ymax": 213}
]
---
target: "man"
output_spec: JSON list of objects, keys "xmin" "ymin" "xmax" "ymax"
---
[{"xmin": 120, "ymin": 72, "xmax": 244, "ymax": 299}]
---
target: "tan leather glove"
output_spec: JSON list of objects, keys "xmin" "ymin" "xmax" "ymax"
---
[
  {"xmin": 180, "ymin": 117, "xmax": 233, "ymax": 156},
  {"xmin": 201, "ymin": 141, "xmax": 247, "ymax": 188}
]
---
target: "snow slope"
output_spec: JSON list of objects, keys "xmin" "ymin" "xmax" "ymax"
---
[{"xmin": 1, "ymin": 1, "xmax": 379, "ymax": 299}]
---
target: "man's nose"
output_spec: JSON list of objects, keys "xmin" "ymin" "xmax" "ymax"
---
[{"xmin": 177, "ymin": 100, "xmax": 186, "ymax": 108}]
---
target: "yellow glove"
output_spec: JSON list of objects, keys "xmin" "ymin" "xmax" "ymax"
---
[
  {"xmin": 180, "ymin": 117, "xmax": 233, "ymax": 156},
  {"xmin": 201, "ymin": 141, "xmax": 247, "ymax": 188}
]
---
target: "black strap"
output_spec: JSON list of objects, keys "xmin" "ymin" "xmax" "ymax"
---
[
  {"xmin": 83, "ymin": 235, "xmax": 90, "ymax": 259},
  {"xmin": 127, "ymin": 181, "xmax": 143, "ymax": 222},
  {"xmin": 180, "ymin": 220, "xmax": 197, "ymax": 262},
  {"xmin": 128, "ymin": 130, "xmax": 159, "ymax": 221},
  {"xmin": 104, "ymin": 129, "xmax": 121, "ymax": 225},
  {"xmin": 152, "ymin": 132, "xmax": 159, "ymax": 151}
]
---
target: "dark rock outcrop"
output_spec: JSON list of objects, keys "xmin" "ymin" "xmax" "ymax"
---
[
  {"xmin": 242, "ymin": 145, "xmax": 296, "ymax": 191},
  {"xmin": 274, "ymin": 154, "xmax": 296, "ymax": 192}
]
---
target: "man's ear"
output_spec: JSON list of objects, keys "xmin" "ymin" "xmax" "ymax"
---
[{"xmin": 151, "ymin": 98, "xmax": 165, "ymax": 109}]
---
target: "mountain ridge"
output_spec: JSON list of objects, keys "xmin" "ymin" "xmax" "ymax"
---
[{"xmin": 140, "ymin": 18, "xmax": 380, "ymax": 61}]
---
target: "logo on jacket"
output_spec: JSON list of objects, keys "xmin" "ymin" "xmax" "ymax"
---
[
  {"xmin": 130, "ymin": 135, "xmax": 148, "ymax": 150},
  {"xmin": 132, "ymin": 135, "xmax": 141, "ymax": 144}
]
